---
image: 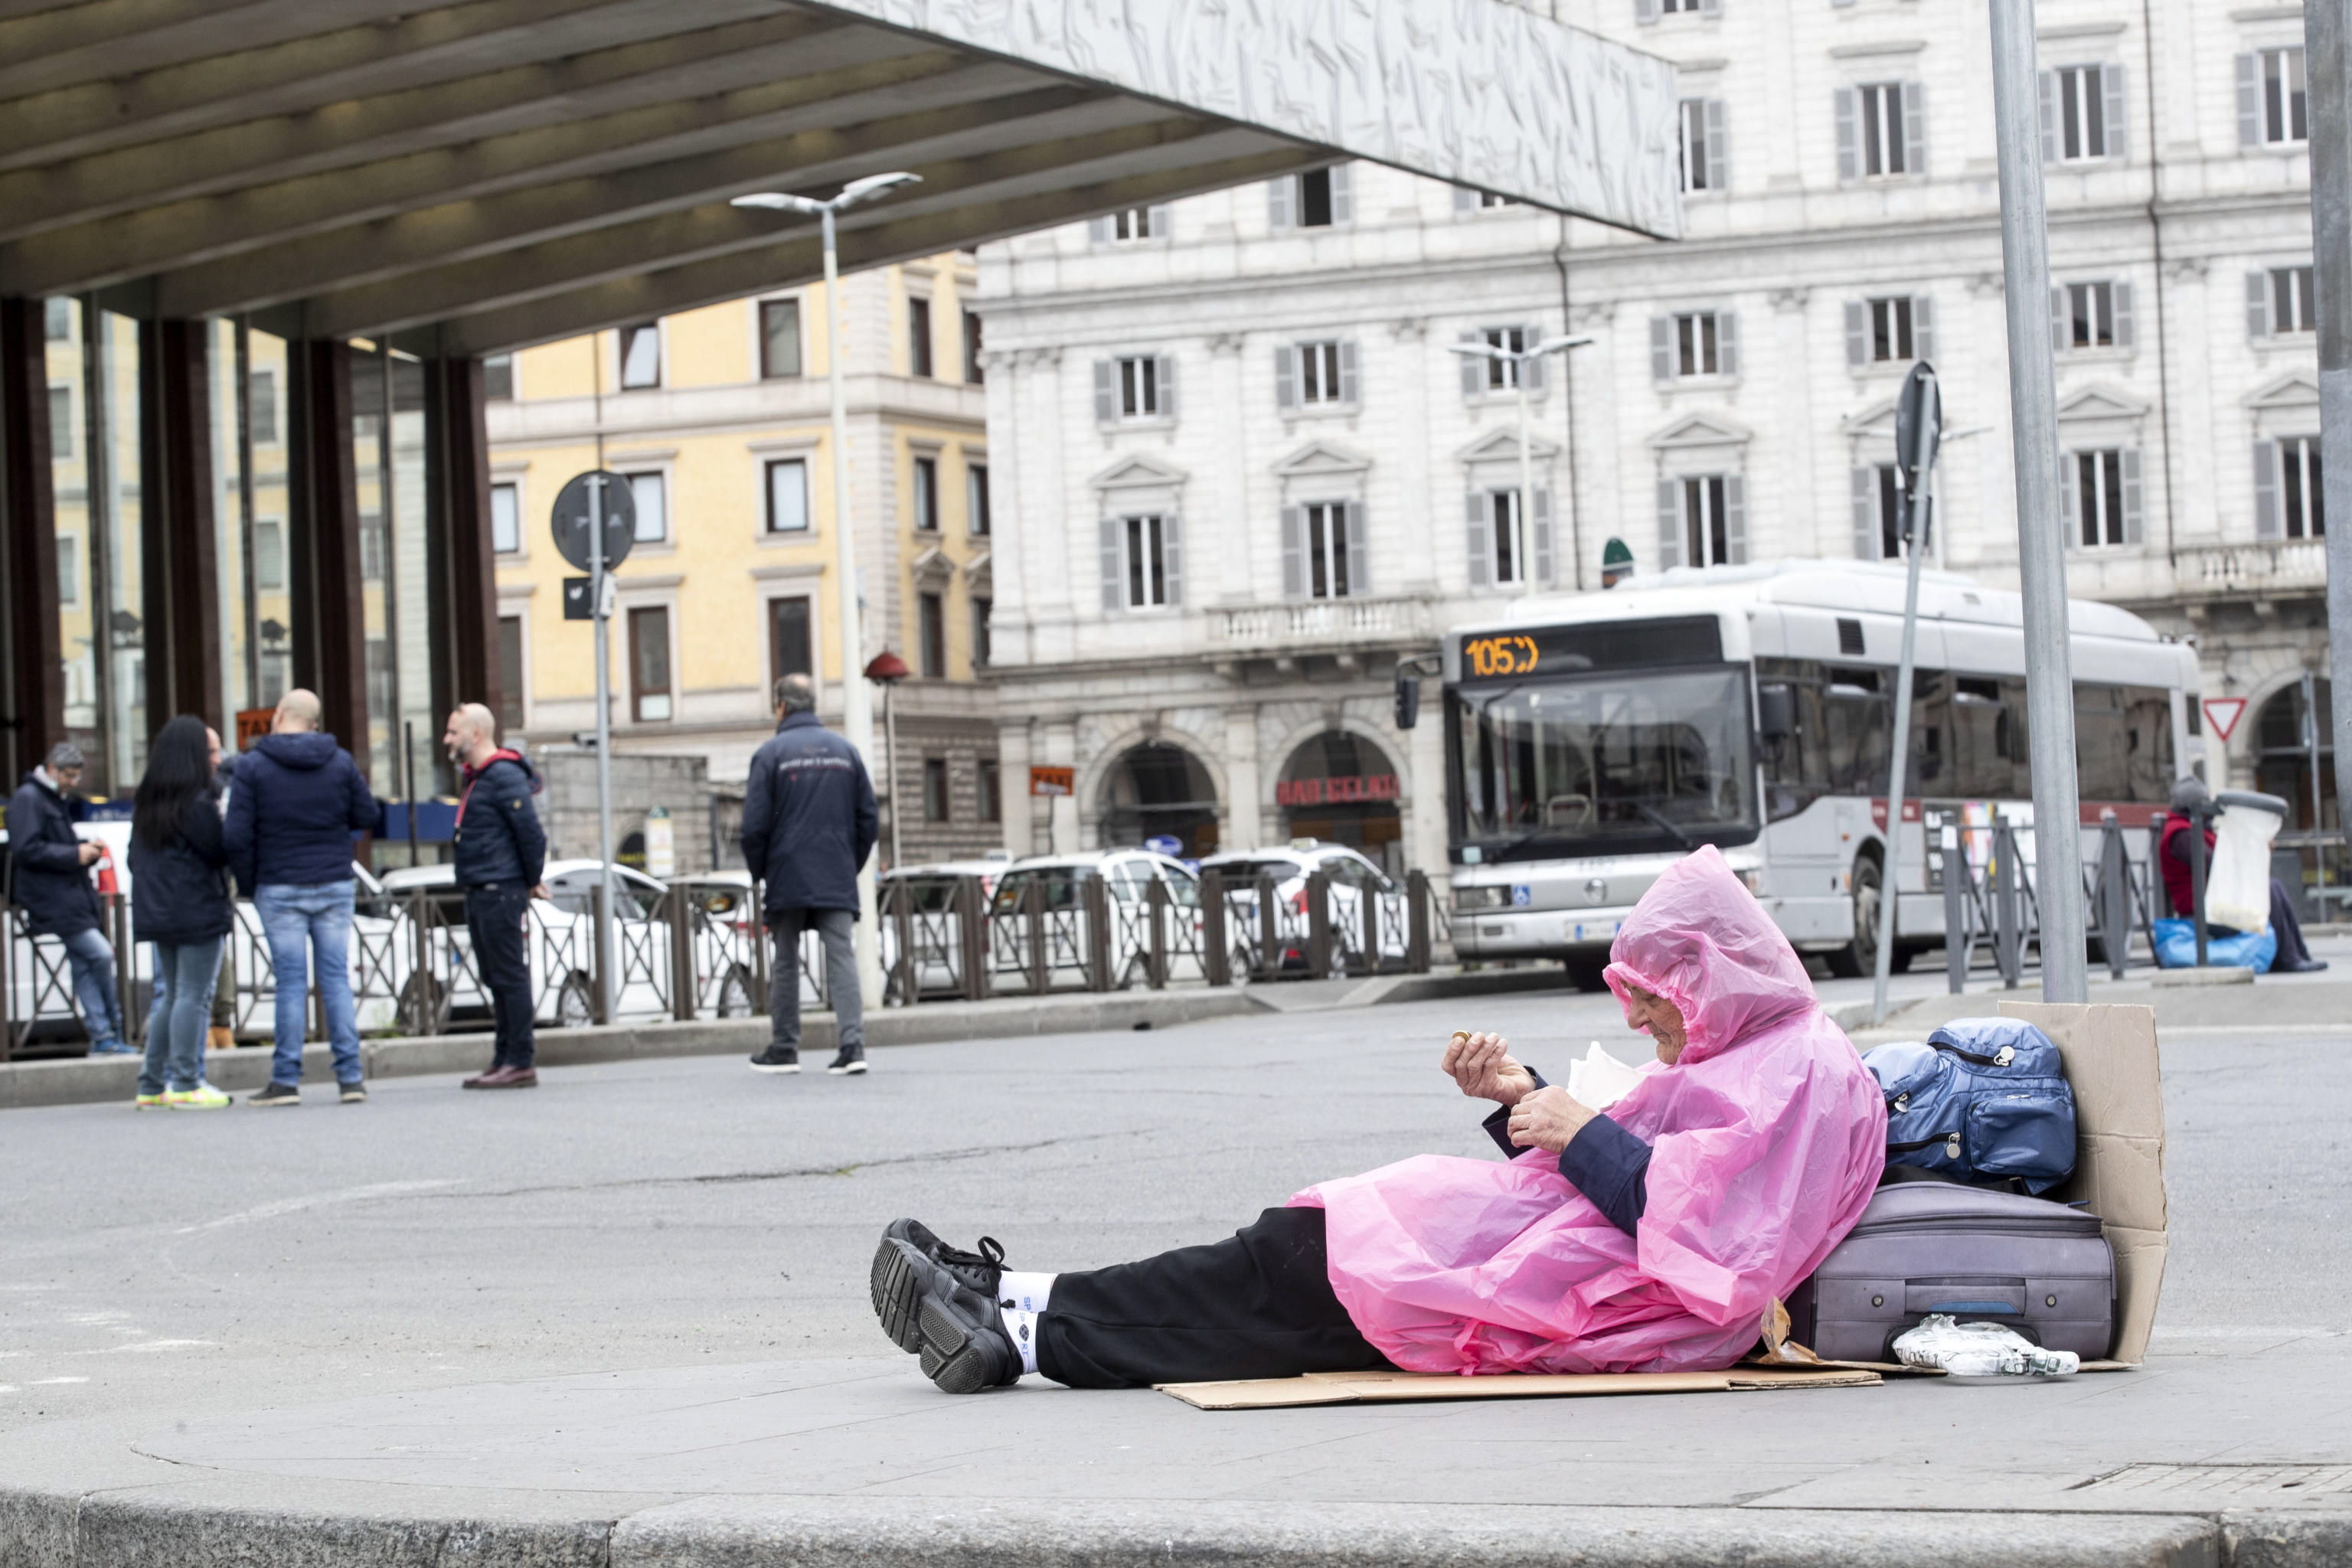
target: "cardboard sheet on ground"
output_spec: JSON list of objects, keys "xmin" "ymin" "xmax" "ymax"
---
[{"xmin": 1158, "ymin": 1364, "xmax": 1882, "ymax": 1410}]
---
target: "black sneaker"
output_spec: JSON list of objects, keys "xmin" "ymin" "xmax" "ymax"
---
[
  {"xmin": 826, "ymin": 1048, "xmax": 867, "ymax": 1076},
  {"xmin": 248, "ymin": 1083, "xmax": 300, "ymax": 1107},
  {"xmin": 338, "ymin": 1081, "xmax": 368, "ymax": 1104},
  {"xmin": 871, "ymin": 1221, "xmax": 1004, "ymax": 1354},
  {"xmin": 888, "ymin": 1242, "xmax": 1019, "ymax": 1393},
  {"xmin": 748, "ymin": 1047, "xmax": 800, "ymax": 1074}
]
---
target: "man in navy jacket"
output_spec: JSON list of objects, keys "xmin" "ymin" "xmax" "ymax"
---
[
  {"xmin": 444, "ymin": 704, "xmax": 547, "ymax": 1089},
  {"xmin": 739, "ymin": 673, "xmax": 878, "ymax": 1076},
  {"xmin": 5, "ymin": 743, "xmax": 127, "ymax": 1054},
  {"xmin": 224, "ymin": 690, "xmax": 379, "ymax": 1106}
]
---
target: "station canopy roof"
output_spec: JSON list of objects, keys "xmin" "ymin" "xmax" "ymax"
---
[{"xmin": 0, "ymin": 0, "xmax": 1681, "ymax": 356}]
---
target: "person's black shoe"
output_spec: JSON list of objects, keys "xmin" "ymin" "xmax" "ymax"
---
[
  {"xmin": 826, "ymin": 1047, "xmax": 867, "ymax": 1076},
  {"xmin": 893, "ymin": 1243, "xmax": 1020, "ymax": 1393},
  {"xmin": 871, "ymin": 1221, "xmax": 1004, "ymax": 1354},
  {"xmin": 247, "ymin": 1082, "xmax": 299, "ymax": 1107},
  {"xmin": 748, "ymin": 1047, "xmax": 800, "ymax": 1074},
  {"xmin": 2285, "ymin": 958, "xmax": 2331, "ymax": 973}
]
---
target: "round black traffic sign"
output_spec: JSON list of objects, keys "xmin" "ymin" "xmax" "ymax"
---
[{"xmin": 550, "ymin": 470, "xmax": 638, "ymax": 573}]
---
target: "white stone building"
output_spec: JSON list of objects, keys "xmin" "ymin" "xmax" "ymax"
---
[{"xmin": 977, "ymin": 0, "xmax": 2337, "ymax": 872}]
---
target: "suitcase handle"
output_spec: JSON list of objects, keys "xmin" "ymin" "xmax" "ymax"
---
[{"xmin": 1906, "ymin": 1281, "xmax": 2025, "ymax": 1315}]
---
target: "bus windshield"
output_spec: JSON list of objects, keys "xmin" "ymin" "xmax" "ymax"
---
[{"xmin": 1452, "ymin": 665, "xmax": 1758, "ymax": 858}]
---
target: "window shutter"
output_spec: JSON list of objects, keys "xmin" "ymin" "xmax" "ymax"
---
[
  {"xmin": 1155, "ymin": 354, "xmax": 1178, "ymax": 420},
  {"xmin": 1338, "ymin": 339, "xmax": 1361, "ymax": 404},
  {"xmin": 1844, "ymin": 301, "xmax": 1868, "ymax": 368},
  {"xmin": 2247, "ymin": 272, "xmax": 2271, "ymax": 339},
  {"xmin": 1657, "ymin": 481, "xmax": 1684, "ymax": 570},
  {"xmin": 1093, "ymin": 360, "xmax": 1116, "ymax": 422},
  {"xmin": 1465, "ymin": 492, "xmax": 1492, "ymax": 588},
  {"xmin": 1274, "ymin": 345, "xmax": 1298, "ymax": 409},
  {"xmin": 1281, "ymin": 505, "xmax": 1306, "ymax": 596},
  {"xmin": 2051, "ymin": 285, "xmax": 2071, "ymax": 353},
  {"xmin": 1852, "ymin": 466, "xmax": 1878, "ymax": 557},
  {"xmin": 2060, "ymin": 453, "xmax": 2080, "ymax": 544},
  {"xmin": 1635, "ymin": 0, "xmax": 1659, "ymax": 24},
  {"xmin": 2038, "ymin": 71, "xmax": 2058, "ymax": 163},
  {"xmin": 1716, "ymin": 311, "xmax": 1740, "ymax": 377},
  {"xmin": 2254, "ymin": 442, "xmax": 2282, "ymax": 537},
  {"xmin": 1088, "ymin": 216, "xmax": 1112, "ymax": 244},
  {"xmin": 2102, "ymin": 67, "xmax": 2128, "ymax": 159},
  {"xmin": 1522, "ymin": 327, "xmax": 1547, "ymax": 390},
  {"xmin": 1911, "ymin": 296, "xmax": 1936, "ymax": 362},
  {"xmin": 1723, "ymin": 475, "xmax": 1748, "ymax": 564},
  {"xmin": 2120, "ymin": 449, "xmax": 2145, "ymax": 544},
  {"xmin": 1269, "ymin": 175, "xmax": 1295, "ymax": 230},
  {"xmin": 1328, "ymin": 163, "xmax": 1354, "ymax": 225},
  {"xmin": 1532, "ymin": 488, "xmax": 1556, "ymax": 583},
  {"xmin": 1344, "ymin": 502, "xmax": 1370, "ymax": 596},
  {"xmin": 1459, "ymin": 332, "xmax": 1485, "ymax": 397},
  {"xmin": 1903, "ymin": 81, "xmax": 1927, "ymax": 176},
  {"xmin": 2111, "ymin": 282, "xmax": 2135, "ymax": 348},
  {"xmin": 1160, "ymin": 514, "xmax": 1184, "ymax": 606},
  {"xmin": 1454, "ymin": 185, "xmax": 1478, "ymax": 214},
  {"xmin": 1147, "ymin": 204, "xmax": 1172, "ymax": 237},
  {"xmin": 1100, "ymin": 518, "xmax": 1125, "ymax": 610},
  {"xmin": 1704, "ymin": 99, "xmax": 1730, "ymax": 189},
  {"xmin": 2237, "ymin": 54, "xmax": 2261, "ymax": 146},
  {"xmin": 1835, "ymin": 88, "xmax": 1859, "ymax": 180},
  {"xmin": 1651, "ymin": 316, "xmax": 1674, "ymax": 380}
]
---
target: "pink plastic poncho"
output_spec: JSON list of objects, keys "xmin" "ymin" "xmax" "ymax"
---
[{"xmin": 1292, "ymin": 845, "xmax": 1887, "ymax": 1374}]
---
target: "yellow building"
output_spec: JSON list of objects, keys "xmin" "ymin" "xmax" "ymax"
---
[{"xmin": 485, "ymin": 256, "xmax": 1003, "ymax": 865}]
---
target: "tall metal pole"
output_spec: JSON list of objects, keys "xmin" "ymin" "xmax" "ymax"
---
[
  {"xmin": 590, "ymin": 471, "xmax": 616, "ymax": 1023},
  {"xmin": 1514, "ymin": 357, "xmax": 1536, "ymax": 583},
  {"xmin": 2307, "ymin": 0, "xmax": 2352, "ymax": 885},
  {"xmin": 1871, "ymin": 507, "xmax": 1929, "ymax": 1024},
  {"xmin": 1989, "ymin": 0, "xmax": 2089, "ymax": 1002},
  {"xmin": 821, "ymin": 204, "xmax": 884, "ymax": 1003}
]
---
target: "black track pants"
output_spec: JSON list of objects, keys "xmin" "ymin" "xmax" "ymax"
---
[{"xmin": 1034, "ymin": 1206, "xmax": 1395, "ymax": 1389}]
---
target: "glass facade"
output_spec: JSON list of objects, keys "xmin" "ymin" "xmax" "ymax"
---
[
  {"xmin": 46, "ymin": 304, "xmax": 149, "ymax": 799},
  {"xmin": 351, "ymin": 342, "xmax": 446, "ymax": 842}
]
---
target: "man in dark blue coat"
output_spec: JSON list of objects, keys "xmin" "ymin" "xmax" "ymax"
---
[
  {"xmin": 444, "ymin": 703, "xmax": 547, "ymax": 1089},
  {"xmin": 224, "ymin": 690, "xmax": 380, "ymax": 1106},
  {"xmin": 5, "ymin": 743, "xmax": 128, "ymax": 1054},
  {"xmin": 739, "ymin": 673, "xmax": 878, "ymax": 1076}
]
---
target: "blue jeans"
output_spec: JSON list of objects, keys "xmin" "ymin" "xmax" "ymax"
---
[
  {"xmin": 60, "ymin": 926, "xmax": 124, "ymax": 1050},
  {"xmin": 140, "ymin": 937, "xmax": 223, "ymax": 1096},
  {"xmin": 256, "ymin": 882, "xmax": 363, "ymax": 1087}
]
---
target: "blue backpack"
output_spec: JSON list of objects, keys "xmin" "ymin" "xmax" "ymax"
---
[{"xmin": 1864, "ymin": 1019, "xmax": 2077, "ymax": 1195}]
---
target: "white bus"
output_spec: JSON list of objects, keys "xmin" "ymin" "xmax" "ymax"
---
[{"xmin": 1429, "ymin": 560, "xmax": 2201, "ymax": 988}]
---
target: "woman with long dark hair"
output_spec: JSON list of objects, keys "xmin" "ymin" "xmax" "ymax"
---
[{"xmin": 129, "ymin": 715, "xmax": 234, "ymax": 1109}]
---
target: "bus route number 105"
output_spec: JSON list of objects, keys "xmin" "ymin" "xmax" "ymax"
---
[{"xmin": 1463, "ymin": 634, "xmax": 1540, "ymax": 678}]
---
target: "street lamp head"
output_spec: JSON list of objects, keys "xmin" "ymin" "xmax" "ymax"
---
[
  {"xmin": 839, "ymin": 171, "xmax": 923, "ymax": 207},
  {"xmin": 730, "ymin": 191, "xmax": 825, "ymax": 216},
  {"xmin": 1446, "ymin": 341, "xmax": 1507, "ymax": 359},
  {"xmin": 1534, "ymin": 333, "xmax": 1593, "ymax": 355}
]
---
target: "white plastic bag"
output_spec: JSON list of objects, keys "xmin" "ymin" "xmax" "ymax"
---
[
  {"xmin": 1566, "ymin": 1041, "xmax": 1643, "ymax": 1110},
  {"xmin": 1891, "ymin": 1313, "xmax": 2079, "ymax": 1380},
  {"xmin": 2207, "ymin": 793, "xmax": 2285, "ymax": 933}
]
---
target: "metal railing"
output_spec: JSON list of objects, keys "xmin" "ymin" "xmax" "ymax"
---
[{"xmin": 1926, "ymin": 810, "xmax": 2161, "ymax": 990}]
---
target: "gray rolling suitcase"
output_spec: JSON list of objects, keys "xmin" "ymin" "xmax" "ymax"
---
[{"xmin": 1787, "ymin": 1179, "xmax": 2115, "ymax": 1362}]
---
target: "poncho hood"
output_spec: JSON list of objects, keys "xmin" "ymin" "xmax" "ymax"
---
[{"xmin": 1602, "ymin": 844, "xmax": 1815, "ymax": 1067}]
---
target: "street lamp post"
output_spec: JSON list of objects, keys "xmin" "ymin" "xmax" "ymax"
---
[
  {"xmin": 732, "ymin": 172, "xmax": 920, "ymax": 1008},
  {"xmin": 1449, "ymin": 335, "xmax": 1590, "ymax": 584}
]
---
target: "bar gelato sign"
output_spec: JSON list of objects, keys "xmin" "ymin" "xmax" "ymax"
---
[{"xmin": 1276, "ymin": 773, "xmax": 1399, "ymax": 808}]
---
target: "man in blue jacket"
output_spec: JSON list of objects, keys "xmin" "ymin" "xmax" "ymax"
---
[
  {"xmin": 739, "ymin": 673, "xmax": 878, "ymax": 1076},
  {"xmin": 224, "ymin": 690, "xmax": 379, "ymax": 1106},
  {"xmin": 5, "ymin": 743, "xmax": 128, "ymax": 1054},
  {"xmin": 444, "ymin": 704, "xmax": 547, "ymax": 1089}
]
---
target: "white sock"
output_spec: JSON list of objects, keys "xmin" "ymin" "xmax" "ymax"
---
[{"xmin": 998, "ymin": 1270, "xmax": 1056, "ymax": 1377}]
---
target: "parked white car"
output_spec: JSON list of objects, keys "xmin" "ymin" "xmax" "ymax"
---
[
  {"xmin": 1198, "ymin": 841, "xmax": 1407, "ymax": 975},
  {"xmin": 877, "ymin": 857, "xmax": 1012, "ymax": 998},
  {"xmin": 377, "ymin": 859, "xmax": 674, "ymax": 1028},
  {"xmin": 984, "ymin": 850, "xmax": 1205, "ymax": 992}
]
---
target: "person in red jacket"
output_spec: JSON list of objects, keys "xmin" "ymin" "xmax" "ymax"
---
[{"xmin": 2160, "ymin": 777, "xmax": 2326, "ymax": 973}]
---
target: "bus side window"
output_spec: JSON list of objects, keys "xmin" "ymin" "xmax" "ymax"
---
[
  {"xmin": 2073, "ymin": 683, "xmax": 2132, "ymax": 802},
  {"xmin": 1756, "ymin": 659, "xmax": 1828, "ymax": 820},
  {"xmin": 2122, "ymin": 686, "xmax": 2175, "ymax": 801}
]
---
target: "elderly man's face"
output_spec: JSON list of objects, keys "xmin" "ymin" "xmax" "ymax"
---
[
  {"xmin": 1625, "ymin": 985, "xmax": 1688, "ymax": 1065},
  {"xmin": 54, "ymin": 763, "xmax": 83, "ymax": 792}
]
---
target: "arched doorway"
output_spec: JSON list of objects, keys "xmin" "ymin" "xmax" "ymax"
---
[
  {"xmin": 1099, "ymin": 743, "xmax": 1220, "ymax": 858},
  {"xmin": 1276, "ymin": 730, "xmax": 1403, "ymax": 874},
  {"xmin": 2256, "ymin": 678, "xmax": 2337, "ymax": 832}
]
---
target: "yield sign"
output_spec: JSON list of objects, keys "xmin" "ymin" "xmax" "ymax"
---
[{"xmin": 2203, "ymin": 697, "xmax": 2249, "ymax": 744}]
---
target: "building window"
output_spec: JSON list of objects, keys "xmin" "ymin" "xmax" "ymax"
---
[
  {"xmin": 769, "ymin": 596, "xmax": 813, "ymax": 682},
  {"xmin": 1651, "ymin": 312, "xmax": 1739, "ymax": 379},
  {"xmin": 922, "ymin": 756, "xmax": 950, "ymax": 822},
  {"xmin": 1269, "ymin": 165, "xmax": 1352, "ymax": 229},
  {"xmin": 962, "ymin": 308, "xmax": 983, "ymax": 384},
  {"xmin": 43, "ymin": 299, "xmax": 70, "ymax": 341},
  {"xmin": 1483, "ymin": 490, "xmax": 1531, "ymax": 586},
  {"xmin": 497, "ymin": 616, "xmax": 526, "ymax": 732},
  {"xmin": 2242, "ymin": 47, "xmax": 2308, "ymax": 145},
  {"xmin": 1838, "ymin": 82, "xmax": 1919, "ymax": 179},
  {"xmin": 619, "ymin": 322, "xmax": 662, "ymax": 389},
  {"xmin": 47, "ymin": 385, "xmax": 70, "ymax": 458},
  {"xmin": 627, "ymin": 604, "xmax": 672, "ymax": 721},
  {"xmin": 2066, "ymin": 449, "xmax": 2141, "ymax": 548},
  {"xmin": 765, "ymin": 458, "xmax": 809, "ymax": 533},
  {"xmin": 1101, "ymin": 513, "xmax": 1179, "ymax": 610},
  {"xmin": 1658, "ymin": 474, "xmax": 1746, "ymax": 568},
  {"xmin": 1464, "ymin": 325, "xmax": 1534, "ymax": 392},
  {"xmin": 2251, "ymin": 265, "xmax": 2318, "ymax": 337},
  {"xmin": 1095, "ymin": 354, "xmax": 1175, "ymax": 420},
  {"xmin": 255, "ymin": 519, "xmax": 286, "ymax": 590},
  {"xmin": 250, "ymin": 368, "xmax": 278, "ymax": 445},
  {"xmin": 626, "ymin": 471, "xmax": 666, "ymax": 544},
  {"xmin": 56, "ymin": 534, "xmax": 78, "ymax": 605},
  {"xmin": 760, "ymin": 299, "xmax": 802, "ymax": 379},
  {"xmin": 490, "ymin": 482, "xmax": 521, "ymax": 554},
  {"xmin": 2056, "ymin": 281, "xmax": 2134, "ymax": 350},
  {"xmin": 912, "ymin": 456, "xmax": 939, "ymax": 532},
  {"xmin": 1455, "ymin": 186, "xmax": 1518, "ymax": 211},
  {"xmin": 482, "ymin": 354, "xmax": 514, "ymax": 401},
  {"xmin": 2256, "ymin": 437, "xmax": 2326, "ymax": 540},
  {"xmin": 972, "ymin": 596, "xmax": 991, "ymax": 668},
  {"xmin": 1276, "ymin": 339, "xmax": 1357, "ymax": 407},
  {"xmin": 918, "ymin": 591, "xmax": 946, "ymax": 678},
  {"xmin": 1679, "ymin": 99, "xmax": 1726, "ymax": 191},
  {"xmin": 967, "ymin": 462, "xmax": 991, "ymax": 536},
  {"xmin": 1112, "ymin": 206, "xmax": 1156, "ymax": 240},
  {"xmin": 2043, "ymin": 64, "xmax": 2121, "ymax": 161},
  {"xmin": 1852, "ymin": 463, "xmax": 1909, "ymax": 560},
  {"xmin": 906, "ymin": 296, "xmax": 933, "ymax": 378},
  {"xmin": 1283, "ymin": 501, "xmax": 1362, "ymax": 599},
  {"xmin": 977, "ymin": 758, "xmax": 1001, "ymax": 823}
]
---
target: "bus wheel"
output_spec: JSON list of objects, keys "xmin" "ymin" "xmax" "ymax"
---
[
  {"xmin": 1564, "ymin": 959, "xmax": 1609, "ymax": 993},
  {"xmin": 1824, "ymin": 856, "xmax": 1882, "ymax": 979}
]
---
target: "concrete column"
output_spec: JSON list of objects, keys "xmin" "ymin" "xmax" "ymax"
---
[
  {"xmin": 288, "ymin": 338, "xmax": 369, "ymax": 773},
  {"xmin": 424, "ymin": 355, "xmax": 499, "ymax": 738},
  {"xmin": 1222, "ymin": 704, "xmax": 1262, "ymax": 852},
  {"xmin": 138, "ymin": 318, "xmax": 223, "ymax": 730},
  {"xmin": 1406, "ymin": 692, "xmax": 1449, "ymax": 877},
  {"xmin": 0, "ymin": 297, "xmax": 64, "ymax": 785}
]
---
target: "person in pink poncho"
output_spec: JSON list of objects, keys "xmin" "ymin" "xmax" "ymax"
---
[{"xmin": 870, "ymin": 845, "xmax": 1888, "ymax": 1393}]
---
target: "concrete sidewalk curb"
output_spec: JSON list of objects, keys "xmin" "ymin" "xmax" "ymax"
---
[{"xmin": 8, "ymin": 1483, "xmax": 2335, "ymax": 1566}]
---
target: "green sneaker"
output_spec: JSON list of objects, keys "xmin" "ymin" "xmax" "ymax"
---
[
  {"xmin": 134, "ymin": 1093, "xmax": 166, "ymax": 1110},
  {"xmin": 166, "ymin": 1085, "xmax": 232, "ymax": 1110}
]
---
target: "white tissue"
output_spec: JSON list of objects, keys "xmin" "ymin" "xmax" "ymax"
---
[{"xmin": 1565, "ymin": 1041, "xmax": 1643, "ymax": 1110}]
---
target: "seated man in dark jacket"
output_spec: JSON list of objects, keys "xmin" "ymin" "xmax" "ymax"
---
[
  {"xmin": 443, "ymin": 704, "xmax": 547, "ymax": 1089},
  {"xmin": 739, "ymin": 673, "xmax": 879, "ymax": 1076},
  {"xmin": 5, "ymin": 743, "xmax": 127, "ymax": 1054}
]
